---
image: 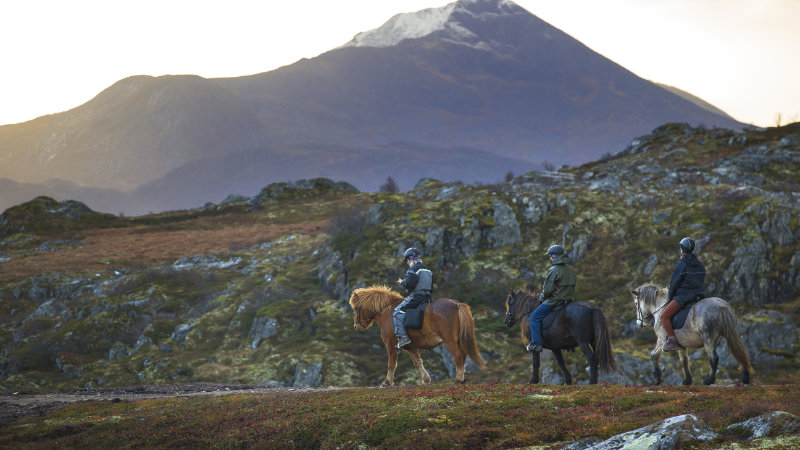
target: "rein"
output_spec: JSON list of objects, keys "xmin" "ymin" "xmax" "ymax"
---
[
  {"xmin": 506, "ymin": 293, "xmax": 538, "ymax": 324},
  {"xmin": 635, "ymin": 293, "xmax": 669, "ymax": 328}
]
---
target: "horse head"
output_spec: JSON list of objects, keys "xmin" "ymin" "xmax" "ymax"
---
[
  {"xmin": 504, "ymin": 289, "xmax": 517, "ymax": 327},
  {"xmin": 349, "ymin": 290, "xmax": 373, "ymax": 331},
  {"xmin": 631, "ymin": 284, "xmax": 659, "ymax": 328}
]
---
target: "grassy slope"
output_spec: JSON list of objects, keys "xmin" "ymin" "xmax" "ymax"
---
[
  {"xmin": 2, "ymin": 384, "xmax": 799, "ymax": 448},
  {"xmin": 1, "ymin": 124, "xmax": 799, "ymax": 394}
]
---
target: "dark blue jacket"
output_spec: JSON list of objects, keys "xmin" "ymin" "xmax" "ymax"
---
[{"xmin": 668, "ymin": 253, "xmax": 706, "ymax": 304}]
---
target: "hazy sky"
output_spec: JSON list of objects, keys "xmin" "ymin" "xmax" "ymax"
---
[{"xmin": 2, "ymin": 0, "xmax": 798, "ymax": 127}]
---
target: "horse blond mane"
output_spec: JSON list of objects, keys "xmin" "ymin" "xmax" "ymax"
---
[
  {"xmin": 349, "ymin": 285, "xmax": 404, "ymax": 315},
  {"xmin": 638, "ymin": 282, "xmax": 667, "ymax": 308}
]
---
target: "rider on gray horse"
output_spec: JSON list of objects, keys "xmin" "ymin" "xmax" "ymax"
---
[
  {"xmin": 661, "ymin": 237, "xmax": 706, "ymax": 352},
  {"xmin": 393, "ymin": 247, "xmax": 433, "ymax": 349},
  {"xmin": 526, "ymin": 245, "xmax": 576, "ymax": 352}
]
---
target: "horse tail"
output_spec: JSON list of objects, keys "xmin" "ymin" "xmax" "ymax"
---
[
  {"xmin": 720, "ymin": 304, "xmax": 754, "ymax": 373},
  {"xmin": 592, "ymin": 307, "xmax": 618, "ymax": 374},
  {"xmin": 457, "ymin": 302, "xmax": 486, "ymax": 369}
]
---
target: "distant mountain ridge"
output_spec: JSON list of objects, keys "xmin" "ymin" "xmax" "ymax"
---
[{"xmin": 0, "ymin": 0, "xmax": 743, "ymax": 213}]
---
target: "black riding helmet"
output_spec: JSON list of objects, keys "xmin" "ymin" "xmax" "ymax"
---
[
  {"xmin": 545, "ymin": 245, "xmax": 565, "ymax": 256},
  {"xmin": 403, "ymin": 247, "xmax": 421, "ymax": 263},
  {"xmin": 679, "ymin": 237, "xmax": 695, "ymax": 253}
]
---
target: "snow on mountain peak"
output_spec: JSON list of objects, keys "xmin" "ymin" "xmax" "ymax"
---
[{"xmin": 343, "ymin": 0, "xmax": 520, "ymax": 49}]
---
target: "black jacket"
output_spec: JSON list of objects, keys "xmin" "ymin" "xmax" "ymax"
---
[
  {"xmin": 668, "ymin": 253, "xmax": 706, "ymax": 304},
  {"xmin": 401, "ymin": 261, "xmax": 433, "ymax": 302}
]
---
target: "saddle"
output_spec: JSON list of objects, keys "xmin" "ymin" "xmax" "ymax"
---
[
  {"xmin": 671, "ymin": 294, "xmax": 705, "ymax": 330},
  {"xmin": 404, "ymin": 301, "xmax": 429, "ymax": 329},
  {"xmin": 541, "ymin": 300, "xmax": 571, "ymax": 331}
]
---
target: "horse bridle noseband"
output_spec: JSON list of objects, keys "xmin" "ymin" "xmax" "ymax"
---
[
  {"xmin": 354, "ymin": 307, "xmax": 370, "ymax": 329},
  {"xmin": 505, "ymin": 294, "xmax": 537, "ymax": 324},
  {"xmin": 634, "ymin": 292, "xmax": 669, "ymax": 328}
]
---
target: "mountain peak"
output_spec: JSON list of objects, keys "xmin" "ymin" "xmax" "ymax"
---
[{"xmin": 343, "ymin": 0, "xmax": 524, "ymax": 49}]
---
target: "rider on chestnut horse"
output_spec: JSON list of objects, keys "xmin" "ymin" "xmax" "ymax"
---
[{"xmin": 393, "ymin": 247, "xmax": 433, "ymax": 349}]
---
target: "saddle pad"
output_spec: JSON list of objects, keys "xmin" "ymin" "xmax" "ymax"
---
[
  {"xmin": 404, "ymin": 302, "xmax": 428, "ymax": 329},
  {"xmin": 542, "ymin": 301, "xmax": 569, "ymax": 330},
  {"xmin": 671, "ymin": 295, "xmax": 703, "ymax": 330}
]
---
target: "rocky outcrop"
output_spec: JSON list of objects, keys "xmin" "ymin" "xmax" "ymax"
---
[
  {"xmin": 248, "ymin": 316, "xmax": 278, "ymax": 349},
  {"xmin": 579, "ymin": 411, "xmax": 800, "ymax": 450},
  {"xmin": 723, "ymin": 411, "xmax": 800, "ymax": 440},
  {"xmin": 432, "ymin": 347, "xmax": 489, "ymax": 378},
  {"xmin": 293, "ymin": 361, "xmax": 323, "ymax": 387},
  {"xmin": 717, "ymin": 310, "xmax": 800, "ymax": 369}
]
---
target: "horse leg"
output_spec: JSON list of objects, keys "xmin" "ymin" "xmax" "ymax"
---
[
  {"xmin": 552, "ymin": 349, "xmax": 572, "ymax": 385},
  {"xmin": 529, "ymin": 351, "xmax": 540, "ymax": 384},
  {"xmin": 649, "ymin": 346, "xmax": 663, "ymax": 385},
  {"xmin": 444, "ymin": 338, "xmax": 467, "ymax": 383},
  {"xmin": 678, "ymin": 348, "xmax": 692, "ymax": 385},
  {"xmin": 579, "ymin": 342, "xmax": 598, "ymax": 384},
  {"xmin": 703, "ymin": 341, "xmax": 719, "ymax": 386},
  {"xmin": 381, "ymin": 344, "xmax": 399, "ymax": 387},
  {"xmin": 406, "ymin": 349, "xmax": 431, "ymax": 384}
]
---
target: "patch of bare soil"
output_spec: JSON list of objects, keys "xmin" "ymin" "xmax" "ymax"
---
[{"xmin": 0, "ymin": 383, "xmax": 344, "ymax": 425}]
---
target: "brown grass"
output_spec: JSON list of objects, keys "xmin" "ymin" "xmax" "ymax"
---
[{"xmin": 0, "ymin": 220, "xmax": 326, "ymax": 281}]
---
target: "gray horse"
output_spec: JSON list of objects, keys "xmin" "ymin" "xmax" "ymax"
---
[{"xmin": 632, "ymin": 283, "xmax": 752, "ymax": 385}]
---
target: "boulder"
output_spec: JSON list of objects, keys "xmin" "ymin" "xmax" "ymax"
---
[
  {"xmin": 723, "ymin": 411, "xmax": 800, "ymax": 440},
  {"xmin": 108, "ymin": 342, "xmax": 128, "ymax": 360},
  {"xmin": 486, "ymin": 199, "xmax": 521, "ymax": 248},
  {"xmin": 293, "ymin": 361, "xmax": 323, "ymax": 387},
  {"xmin": 591, "ymin": 414, "xmax": 718, "ymax": 449},
  {"xmin": 717, "ymin": 310, "xmax": 800, "ymax": 369},
  {"xmin": 643, "ymin": 254, "xmax": 659, "ymax": 276},
  {"xmin": 248, "ymin": 316, "xmax": 278, "ymax": 349},
  {"xmin": 432, "ymin": 346, "xmax": 489, "ymax": 378},
  {"xmin": 171, "ymin": 323, "xmax": 194, "ymax": 344}
]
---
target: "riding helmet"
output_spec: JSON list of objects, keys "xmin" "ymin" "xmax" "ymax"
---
[
  {"xmin": 679, "ymin": 237, "xmax": 695, "ymax": 253},
  {"xmin": 403, "ymin": 247, "xmax": 421, "ymax": 262},
  {"xmin": 545, "ymin": 245, "xmax": 565, "ymax": 256}
]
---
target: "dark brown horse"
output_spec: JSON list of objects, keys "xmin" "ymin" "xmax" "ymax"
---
[
  {"xmin": 504, "ymin": 289, "xmax": 617, "ymax": 384},
  {"xmin": 349, "ymin": 286, "xmax": 486, "ymax": 386}
]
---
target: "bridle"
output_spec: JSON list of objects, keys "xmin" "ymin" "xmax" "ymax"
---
[
  {"xmin": 505, "ymin": 296, "xmax": 517, "ymax": 325},
  {"xmin": 505, "ymin": 292, "xmax": 537, "ymax": 325},
  {"xmin": 354, "ymin": 307, "xmax": 371, "ymax": 330},
  {"xmin": 634, "ymin": 290, "xmax": 669, "ymax": 328}
]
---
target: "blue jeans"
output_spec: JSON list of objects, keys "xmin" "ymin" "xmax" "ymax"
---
[{"xmin": 529, "ymin": 303, "xmax": 553, "ymax": 345}]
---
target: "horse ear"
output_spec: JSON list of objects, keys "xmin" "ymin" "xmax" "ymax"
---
[
  {"xmin": 631, "ymin": 290, "xmax": 639, "ymax": 296},
  {"xmin": 509, "ymin": 288, "xmax": 515, "ymax": 295}
]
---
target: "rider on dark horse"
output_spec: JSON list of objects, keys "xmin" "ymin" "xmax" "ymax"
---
[
  {"xmin": 526, "ymin": 245, "xmax": 576, "ymax": 352},
  {"xmin": 393, "ymin": 247, "xmax": 433, "ymax": 349},
  {"xmin": 661, "ymin": 237, "xmax": 706, "ymax": 352}
]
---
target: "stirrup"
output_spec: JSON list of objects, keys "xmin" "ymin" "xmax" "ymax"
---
[
  {"xmin": 396, "ymin": 336, "xmax": 412, "ymax": 349},
  {"xmin": 526, "ymin": 342, "xmax": 542, "ymax": 352},
  {"xmin": 663, "ymin": 338, "xmax": 681, "ymax": 352}
]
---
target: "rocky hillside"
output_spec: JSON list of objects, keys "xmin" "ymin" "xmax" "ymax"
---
[{"xmin": 1, "ymin": 124, "xmax": 799, "ymax": 392}]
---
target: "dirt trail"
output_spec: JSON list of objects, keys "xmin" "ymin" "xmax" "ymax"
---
[{"xmin": 0, "ymin": 383, "xmax": 345, "ymax": 424}]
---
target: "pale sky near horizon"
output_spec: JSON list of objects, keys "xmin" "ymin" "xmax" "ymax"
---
[{"xmin": 2, "ymin": 0, "xmax": 798, "ymax": 128}]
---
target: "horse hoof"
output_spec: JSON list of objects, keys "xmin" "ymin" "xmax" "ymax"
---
[{"xmin": 703, "ymin": 378, "xmax": 714, "ymax": 386}]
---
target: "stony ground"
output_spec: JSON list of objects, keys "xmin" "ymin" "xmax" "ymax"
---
[{"xmin": 0, "ymin": 383, "xmax": 344, "ymax": 425}]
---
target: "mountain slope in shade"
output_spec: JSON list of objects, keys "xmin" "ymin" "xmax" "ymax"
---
[{"xmin": 0, "ymin": 0, "xmax": 744, "ymax": 213}]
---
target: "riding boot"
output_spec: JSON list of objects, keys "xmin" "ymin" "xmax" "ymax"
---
[
  {"xmin": 663, "ymin": 336, "xmax": 681, "ymax": 352},
  {"xmin": 396, "ymin": 335, "xmax": 412, "ymax": 349},
  {"xmin": 526, "ymin": 342, "xmax": 542, "ymax": 352}
]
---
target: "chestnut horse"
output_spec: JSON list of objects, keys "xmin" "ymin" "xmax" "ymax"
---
[
  {"xmin": 349, "ymin": 286, "xmax": 486, "ymax": 386},
  {"xmin": 632, "ymin": 282, "xmax": 752, "ymax": 385},
  {"xmin": 504, "ymin": 289, "xmax": 617, "ymax": 384}
]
